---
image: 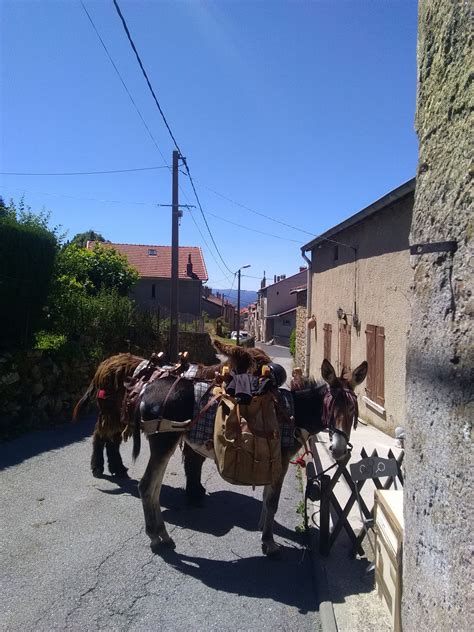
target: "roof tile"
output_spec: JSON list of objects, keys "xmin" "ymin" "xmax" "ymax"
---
[{"xmin": 87, "ymin": 242, "xmax": 208, "ymax": 281}]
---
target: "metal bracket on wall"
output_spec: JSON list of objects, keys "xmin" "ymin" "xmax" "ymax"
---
[{"xmin": 410, "ymin": 241, "xmax": 457, "ymax": 255}]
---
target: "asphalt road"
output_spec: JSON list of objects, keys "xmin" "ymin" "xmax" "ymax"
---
[{"xmin": 1, "ymin": 344, "xmax": 322, "ymax": 632}]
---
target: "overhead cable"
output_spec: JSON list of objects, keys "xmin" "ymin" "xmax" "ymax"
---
[
  {"xmin": 197, "ymin": 183, "xmax": 315, "ymax": 237},
  {"xmin": 203, "ymin": 210, "xmax": 302, "ymax": 244},
  {"xmin": 79, "ymin": 0, "xmax": 169, "ymax": 166},
  {"xmin": 112, "ymin": 0, "xmax": 234, "ymax": 274},
  {"xmin": 1, "ymin": 166, "xmax": 168, "ymax": 176}
]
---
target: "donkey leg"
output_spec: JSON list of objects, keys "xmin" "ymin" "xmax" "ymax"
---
[
  {"xmin": 183, "ymin": 443, "xmax": 206, "ymax": 503},
  {"xmin": 139, "ymin": 433, "xmax": 180, "ymax": 552},
  {"xmin": 105, "ymin": 433, "xmax": 128, "ymax": 478},
  {"xmin": 260, "ymin": 460, "xmax": 290, "ymax": 556},
  {"xmin": 91, "ymin": 426, "xmax": 106, "ymax": 478}
]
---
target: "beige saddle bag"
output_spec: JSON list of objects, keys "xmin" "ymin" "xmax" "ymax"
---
[{"xmin": 213, "ymin": 391, "xmax": 282, "ymax": 486}]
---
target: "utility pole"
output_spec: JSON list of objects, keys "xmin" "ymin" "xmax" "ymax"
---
[
  {"xmin": 170, "ymin": 150, "xmax": 179, "ymax": 362},
  {"xmin": 236, "ymin": 264, "xmax": 250, "ymax": 346},
  {"xmin": 236, "ymin": 269, "xmax": 241, "ymax": 346}
]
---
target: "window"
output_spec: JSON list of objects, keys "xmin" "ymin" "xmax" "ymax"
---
[
  {"xmin": 323, "ymin": 323, "xmax": 332, "ymax": 362},
  {"xmin": 151, "ymin": 283, "xmax": 156, "ymax": 299},
  {"xmin": 365, "ymin": 325, "xmax": 385, "ymax": 406},
  {"xmin": 148, "ymin": 248, "xmax": 157, "ymax": 256},
  {"xmin": 339, "ymin": 323, "xmax": 351, "ymax": 376}
]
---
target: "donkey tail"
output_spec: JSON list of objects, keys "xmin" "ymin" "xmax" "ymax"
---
[
  {"xmin": 132, "ymin": 405, "xmax": 141, "ymax": 461},
  {"xmin": 72, "ymin": 379, "xmax": 96, "ymax": 422}
]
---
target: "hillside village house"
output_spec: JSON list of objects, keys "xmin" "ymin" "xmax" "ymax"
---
[
  {"xmin": 201, "ymin": 288, "xmax": 236, "ymax": 326},
  {"xmin": 300, "ymin": 178, "xmax": 415, "ymax": 435},
  {"xmin": 86, "ymin": 242, "xmax": 207, "ymax": 316},
  {"xmin": 256, "ymin": 269, "xmax": 307, "ymax": 347}
]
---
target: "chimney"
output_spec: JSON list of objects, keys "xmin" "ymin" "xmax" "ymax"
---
[
  {"xmin": 299, "ymin": 266, "xmax": 306, "ymax": 272},
  {"xmin": 274, "ymin": 275, "xmax": 277, "ymax": 284},
  {"xmin": 186, "ymin": 253, "xmax": 193, "ymax": 277},
  {"xmin": 260, "ymin": 270, "xmax": 266, "ymax": 290},
  {"xmin": 281, "ymin": 274, "xmax": 286, "ymax": 280}
]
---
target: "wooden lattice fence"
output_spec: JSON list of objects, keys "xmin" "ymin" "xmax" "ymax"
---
[{"xmin": 308, "ymin": 437, "xmax": 404, "ymax": 556}]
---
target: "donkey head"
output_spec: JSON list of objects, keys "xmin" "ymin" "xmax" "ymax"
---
[{"xmin": 321, "ymin": 359, "xmax": 368, "ymax": 461}]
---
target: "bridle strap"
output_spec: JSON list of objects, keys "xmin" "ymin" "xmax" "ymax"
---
[{"xmin": 322, "ymin": 385, "xmax": 358, "ymax": 447}]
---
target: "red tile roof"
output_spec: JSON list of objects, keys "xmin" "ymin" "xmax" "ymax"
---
[
  {"xmin": 87, "ymin": 242, "xmax": 208, "ymax": 281},
  {"xmin": 203, "ymin": 294, "xmax": 223, "ymax": 306}
]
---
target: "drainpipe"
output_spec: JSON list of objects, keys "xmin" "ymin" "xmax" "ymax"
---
[{"xmin": 301, "ymin": 247, "xmax": 312, "ymax": 377}]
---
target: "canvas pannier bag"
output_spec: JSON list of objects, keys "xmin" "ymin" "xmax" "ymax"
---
[{"xmin": 213, "ymin": 392, "xmax": 282, "ymax": 486}]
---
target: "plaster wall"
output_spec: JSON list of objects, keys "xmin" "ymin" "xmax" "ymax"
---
[
  {"xmin": 265, "ymin": 271, "xmax": 306, "ymax": 315},
  {"xmin": 309, "ymin": 194, "xmax": 413, "ymax": 435},
  {"xmin": 130, "ymin": 278, "xmax": 202, "ymax": 315},
  {"xmin": 403, "ymin": 3, "xmax": 472, "ymax": 629}
]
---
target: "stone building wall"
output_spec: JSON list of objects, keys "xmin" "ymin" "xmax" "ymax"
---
[
  {"xmin": 403, "ymin": 3, "xmax": 472, "ymax": 630},
  {"xmin": 294, "ymin": 290, "xmax": 307, "ymax": 370}
]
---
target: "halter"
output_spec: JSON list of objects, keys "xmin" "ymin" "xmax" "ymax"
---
[{"xmin": 322, "ymin": 385, "xmax": 358, "ymax": 449}]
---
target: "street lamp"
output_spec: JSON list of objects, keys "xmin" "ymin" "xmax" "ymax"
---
[{"xmin": 236, "ymin": 264, "xmax": 251, "ymax": 346}]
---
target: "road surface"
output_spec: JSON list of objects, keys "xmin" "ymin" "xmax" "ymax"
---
[{"xmin": 1, "ymin": 345, "xmax": 322, "ymax": 631}]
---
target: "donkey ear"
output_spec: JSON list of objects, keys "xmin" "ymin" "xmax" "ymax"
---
[
  {"xmin": 321, "ymin": 359, "xmax": 337, "ymax": 386},
  {"xmin": 351, "ymin": 361, "xmax": 368, "ymax": 387}
]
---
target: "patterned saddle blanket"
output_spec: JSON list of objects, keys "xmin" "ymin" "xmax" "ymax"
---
[{"xmin": 187, "ymin": 382, "xmax": 296, "ymax": 448}]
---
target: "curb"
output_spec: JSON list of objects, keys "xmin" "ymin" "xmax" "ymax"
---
[
  {"xmin": 309, "ymin": 526, "xmax": 338, "ymax": 632},
  {"xmin": 304, "ymin": 453, "xmax": 338, "ymax": 632}
]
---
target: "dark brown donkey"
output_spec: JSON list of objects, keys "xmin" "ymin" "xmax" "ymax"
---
[
  {"xmin": 134, "ymin": 358, "xmax": 367, "ymax": 556},
  {"xmin": 73, "ymin": 342, "xmax": 272, "ymax": 478}
]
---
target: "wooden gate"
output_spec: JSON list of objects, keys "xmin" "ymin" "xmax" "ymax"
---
[{"xmin": 307, "ymin": 437, "xmax": 404, "ymax": 556}]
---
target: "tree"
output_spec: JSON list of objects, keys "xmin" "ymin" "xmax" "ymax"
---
[
  {"xmin": 70, "ymin": 230, "xmax": 106, "ymax": 248},
  {"xmin": 55, "ymin": 243, "xmax": 138, "ymax": 296}
]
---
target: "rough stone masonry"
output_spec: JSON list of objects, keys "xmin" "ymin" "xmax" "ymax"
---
[{"xmin": 404, "ymin": 2, "xmax": 472, "ymax": 630}]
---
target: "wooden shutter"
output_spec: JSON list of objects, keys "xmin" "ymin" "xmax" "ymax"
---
[
  {"xmin": 323, "ymin": 324, "xmax": 332, "ymax": 362},
  {"xmin": 339, "ymin": 323, "xmax": 351, "ymax": 376},
  {"xmin": 375, "ymin": 326, "xmax": 385, "ymax": 405},
  {"xmin": 365, "ymin": 324, "xmax": 376, "ymax": 400}
]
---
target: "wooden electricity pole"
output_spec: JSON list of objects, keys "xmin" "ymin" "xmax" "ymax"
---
[{"xmin": 169, "ymin": 150, "xmax": 179, "ymax": 362}]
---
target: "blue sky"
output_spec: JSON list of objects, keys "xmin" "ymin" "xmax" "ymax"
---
[{"xmin": 1, "ymin": 0, "xmax": 418, "ymax": 291}]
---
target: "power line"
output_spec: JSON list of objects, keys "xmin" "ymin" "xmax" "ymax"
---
[
  {"xmin": 203, "ymin": 210, "xmax": 302, "ymax": 243},
  {"xmin": 1, "ymin": 166, "xmax": 168, "ymax": 176},
  {"xmin": 79, "ymin": 0, "xmax": 169, "ymax": 166},
  {"xmin": 112, "ymin": 0, "xmax": 234, "ymax": 275},
  {"xmin": 111, "ymin": 0, "xmax": 181, "ymax": 156},
  {"xmin": 195, "ymin": 181, "xmax": 315, "ymax": 237},
  {"xmin": 2, "ymin": 184, "xmax": 168, "ymax": 207}
]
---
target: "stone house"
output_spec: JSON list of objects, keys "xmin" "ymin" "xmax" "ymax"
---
[
  {"xmin": 257, "ymin": 269, "xmax": 307, "ymax": 347},
  {"xmin": 201, "ymin": 288, "xmax": 236, "ymax": 327},
  {"xmin": 301, "ymin": 178, "xmax": 415, "ymax": 435},
  {"xmin": 87, "ymin": 242, "xmax": 207, "ymax": 316}
]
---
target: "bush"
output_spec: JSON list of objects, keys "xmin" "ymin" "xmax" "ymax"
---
[
  {"xmin": 289, "ymin": 328, "xmax": 296, "ymax": 358},
  {"xmin": 0, "ymin": 203, "xmax": 58, "ymax": 348}
]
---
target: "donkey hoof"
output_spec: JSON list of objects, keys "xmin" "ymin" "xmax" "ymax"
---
[
  {"xmin": 261, "ymin": 541, "xmax": 282, "ymax": 557},
  {"xmin": 111, "ymin": 469, "xmax": 129, "ymax": 479},
  {"xmin": 150, "ymin": 537, "xmax": 176, "ymax": 554},
  {"xmin": 92, "ymin": 468, "xmax": 104, "ymax": 478},
  {"xmin": 186, "ymin": 485, "xmax": 206, "ymax": 505}
]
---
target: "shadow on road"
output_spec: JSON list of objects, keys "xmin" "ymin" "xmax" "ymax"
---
[
  {"xmin": 0, "ymin": 416, "xmax": 95, "ymax": 471},
  {"xmin": 158, "ymin": 546, "xmax": 317, "ymax": 614},
  {"xmin": 161, "ymin": 485, "xmax": 302, "ymax": 544},
  {"xmin": 96, "ymin": 475, "xmax": 141, "ymax": 498}
]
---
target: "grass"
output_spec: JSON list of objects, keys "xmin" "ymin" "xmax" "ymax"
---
[{"xmin": 213, "ymin": 334, "xmax": 236, "ymax": 346}]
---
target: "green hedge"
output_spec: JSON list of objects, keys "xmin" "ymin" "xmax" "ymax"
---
[{"xmin": 0, "ymin": 219, "xmax": 57, "ymax": 347}]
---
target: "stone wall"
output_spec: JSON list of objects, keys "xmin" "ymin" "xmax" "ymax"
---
[
  {"xmin": 295, "ymin": 290, "xmax": 307, "ymax": 370},
  {"xmin": 403, "ymin": 3, "xmax": 472, "ymax": 630},
  {"xmin": 0, "ymin": 332, "xmax": 219, "ymax": 439},
  {"xmin": 0, "ymin": 349, "xmax": 96, "ymax": 439}
]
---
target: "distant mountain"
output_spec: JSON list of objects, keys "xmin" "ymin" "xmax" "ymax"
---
[{"xmin": 216, "ymin": 289, "xmax": 258, "ymax": 308}]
